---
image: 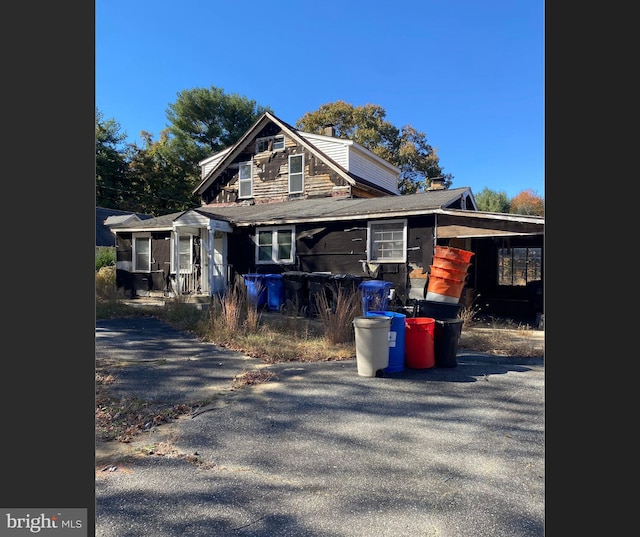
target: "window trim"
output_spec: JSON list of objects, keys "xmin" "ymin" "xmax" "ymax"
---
[
  {"xmin": 171, "ymin": 234, "xmax": 194, "ymax": 275},
  {"xmin": 132, "ymin": 233, "xmax": 151, "ymax": 272},
  {"xmin": 288, "ymin": 153, "xmax": 304, "ymax": 194},
  {"xmin": 255, "ymin": 134, "xmax": 285, "ymax": 153},
  {"xmin": 238, "ymin": 160, "xmax": 253, "ymax": 199},
  {"xmin": 497, "ymin": 246, "xmax": 542, "ymax": 286},
  {"xmin": 367, "ymin": 219, "xmax": 407, "ymax": 263},
  {"xmin": 255, "ymin": 226, "xmax": 295, "ymax": 265}
]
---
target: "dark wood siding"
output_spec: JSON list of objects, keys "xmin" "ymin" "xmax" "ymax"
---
[{"xmin": 202, "ymin": 129, "xmax": 353, "ymax": 204}]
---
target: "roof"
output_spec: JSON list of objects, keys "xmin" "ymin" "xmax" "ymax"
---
[
  {"xmin": 193, "ymin": 111, "xmax": 399, "ymax": 197},
  {"xmin": 106, "ymin": 188, "xmax": 544, "ymax": 239},
  {"xmin": 96, "ymin": 207, "xmax": 154, "ymax": 246}
]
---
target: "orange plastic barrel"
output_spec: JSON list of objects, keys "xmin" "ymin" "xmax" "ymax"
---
[
  {"xmin": 432, "ymin": 255, "xmax": 471, "ymax": 273},
  {"xmin": 434, "ymin": 246, "xmax": 474, "ymax": 264},
  {"xmin": 404, "ymin": 317, "xmax": 436, "ymax": 369},
  {"xmin": 429, "ymin": 265, "xmax": 468, "ymax": 282},
  {"xmin": 426, "ymin": 274, "xmax": 466, "ymax": 298}
]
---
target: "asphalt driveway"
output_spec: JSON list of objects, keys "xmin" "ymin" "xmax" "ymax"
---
[{"xmin": 95, "ymin": 317, "xmax": 544, "ymax": 537}]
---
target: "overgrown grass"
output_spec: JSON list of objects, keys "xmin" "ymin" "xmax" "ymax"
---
[{"xmin": 96, "ymin": 277, "xmax": 543, "ymax": 362}]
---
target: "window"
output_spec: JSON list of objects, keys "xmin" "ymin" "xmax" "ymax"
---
[
  {"xmin": 239, "ymin": 161, "xmax": 252, "ymax": 198},
  {"xmin": 256, "ymin": 227, "xmax": 294, "ymax": 264},
  {"xmin": 133, "ymin": 234, "xmax": 151, "ymax": 272},
  {"xmin": 255, "ymin": 134, "xmax": 285, "ymax": 153},
  {"xmin": 289, "ymin": 154, "xmax": 304, "ymax": 194},
  {"xmin": 170, "ymin": 235, "xmax": 194, "ymax": 274},
  {"xmin": 368, "ymin": 220, "xmax": 407, "ymax": 263},
  {"xmin": 498, "ymin": 247, "xmax": 542, "ymax": 286},
  {"xmin": 178, "ymin": 235, "xmax": 193, "ymax": 274}
]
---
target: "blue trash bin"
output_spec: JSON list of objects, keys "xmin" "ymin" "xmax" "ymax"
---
[
  {"xmin": 359, "ymin": 280, "xmax": 393, "ymax": 315},
  {"xmin": 264, "ymin": 274, "xmax": 285, "ymax": 312},
  {"xmin": 243, "ymin": 274, "xmax": 266, "ymax": 308},
  {"xmin": 367, "ymin": 310, "xmax": 406, "ymax": 373}
]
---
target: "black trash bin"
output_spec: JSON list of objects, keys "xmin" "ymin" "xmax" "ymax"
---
[
  {"xmin": 413, "ymin": 299, "xmax": 462, "ymax": 320},
  {"xmin": 282, "ymin": 271, "xmax": 309, "ymax": 315},
  {"xmin": 433, "ymin": 318, "xmax": 464, "ymax": 368},
  {"xmin": 307, "ymin": 272, "xmax": 333, "ymax": 317}
]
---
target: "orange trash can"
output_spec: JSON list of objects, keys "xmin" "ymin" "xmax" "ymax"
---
[{"xmin": 404, "ymin": 317, "xmax": 436, "ymax": 369}]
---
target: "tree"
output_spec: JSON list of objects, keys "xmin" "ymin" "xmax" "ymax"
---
[
  {"xmin": 125, "ymin": 131, "xmax": 201, "ymax": 215},
  {"xmin": 474, "ymin": 187, "xmax": 511, "ymax": 213},
  {"xmin": 95, "ymin": 108, "xmax": 129, "ymax": 209},
  {"xmin": 295, "ymin": 101, "xmax": 452, "ymax": 194},
  {"xmin": 166, "ymin": 85, "xmax": 272, "ymax": 162},
  {"xmin": 510, "ymin": 189, "xmax": 544, "ymax": 216}
]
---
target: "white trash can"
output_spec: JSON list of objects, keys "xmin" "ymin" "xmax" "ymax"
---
[{"xmin": 353, "ymin": 315, "xmax": 391, "ymax": 377}]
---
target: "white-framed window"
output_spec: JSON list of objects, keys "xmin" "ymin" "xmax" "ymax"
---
[
  {"xmin": 255, "ymin": 134, "xmax": 285, "ymax": 153},
  {"xmin": 238, "ymin": 161, "xmax": 252, "ymax": 198},
  {"xmin": 132, "ymin": 233, "xmax": 151, "ymax": 272},
  {"xmin": 498, "ymin": 247, "xmax": 542, "ymax": 286},
  {"xmin": 170, "ymin": 235, "xmax": 194, "ymax": 274},
  {"xmin": 289, "ymin": 154, "xmax": 304, "ymax": 194},
  {"xmin": 368, "ymin": 219, "xmax": 407, "ymax": 263},
  {"xmin": 256, "ymin": 226, "xmax": 294, "ymax": 264}
]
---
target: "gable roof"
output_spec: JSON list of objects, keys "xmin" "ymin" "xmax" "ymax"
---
[
  {"xmin": 96, "ymin": 207, "xmax": 153, "ymax": 246},
  {"xmin": 193, "ymin": 111, "xmax": 401, "ymax": 197}
]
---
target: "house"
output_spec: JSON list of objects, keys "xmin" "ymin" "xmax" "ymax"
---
[
  {"xmin": 106, "ymin": 112, "xmax": 544, "ymax": 320},
  {"xmin": 96, "ymin": 207, "xmax": 153, "ymax": 249}
]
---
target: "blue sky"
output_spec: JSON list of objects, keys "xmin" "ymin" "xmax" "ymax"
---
[{"xmin": 96, "ymin": 0, "xmax": 544, "ymax": 200}]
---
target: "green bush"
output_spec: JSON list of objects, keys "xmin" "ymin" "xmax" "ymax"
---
[{"xmin": 96, "ymin": 247, "xmax": 116, "ymax": 271}]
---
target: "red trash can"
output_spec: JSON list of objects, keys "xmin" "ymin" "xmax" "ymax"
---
[{"xmin": 404, "ymin": 317, "xmax": 436, "ymax": 369}]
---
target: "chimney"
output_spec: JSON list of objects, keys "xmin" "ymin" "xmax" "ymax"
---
[
  {"xmin": 426, "ymin": 176, "xmax": 445, "ymax": 190},
  {"xmin": 322, "ymin": 124, "xmax": 336, "ymax": 137}
]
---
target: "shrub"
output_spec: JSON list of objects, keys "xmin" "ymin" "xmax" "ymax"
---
[
  {"xmin": 315, "ymin": 286, "xmax": 361, "ymax": 344},
  {"xmin": 96, "ymin": 247, "xmax": 116, "ymax": 271},
  {"xmin": 96, "ymin": 265, "xmax": 118, "ymax": 302}
]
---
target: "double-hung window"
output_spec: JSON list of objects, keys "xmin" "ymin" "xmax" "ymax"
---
[
  {"xmin": 368, "ymin": 219, "xmax": 407, "ymax": 263},
  {"xmin": 288, "ymin": 154, "xmax": 304, "ymax": 194},
  {"xmin": 133, "ymin": 233, "xmax": 151, "ymax": 272},
  {"xmin": 238, "ymin": 161, "xmax": 252, "ymax": 198},
  {"xmin": 256, "ymin": 227, "xmax": 294, "ymax": 264},
  {"xmin": 497, "ymin": 247, "xmax": 542, "ymax": 286}
]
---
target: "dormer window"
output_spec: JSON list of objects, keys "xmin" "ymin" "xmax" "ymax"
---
[{"xmin": 255, "ymin": 134, "xmax": 285, "ymax": 153}]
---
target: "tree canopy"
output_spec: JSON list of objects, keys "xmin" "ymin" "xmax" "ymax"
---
[
  {"xmin": 295, "ymin": 101, "xmax": 452, "ymax": 194},
  {"xmin": 510, "ymin": 189, "xmax": 544, "ymax": 216},
  {"xmin": 95, "ymin": 108, "xmax": 130, "ymax": 210},
  {"xmin": 474, "ymin": 187, "xmax": 511, "ymax": 213}
]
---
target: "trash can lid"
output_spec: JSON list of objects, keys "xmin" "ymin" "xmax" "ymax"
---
[{"xmin": 359, "ymin": 280, "xmax": 393, "ymax": 290}]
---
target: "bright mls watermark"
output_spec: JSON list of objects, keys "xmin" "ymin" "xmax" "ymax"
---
[{"xmin": 0, "ymin": 509, "xmax": 86, "ymax": 536}]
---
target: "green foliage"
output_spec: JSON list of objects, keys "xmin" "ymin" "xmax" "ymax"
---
[
  {"xmin": 96, "ymin": 108, "xmax": 130, "ymax": 209},
  {"xmin": 166, "ymin": 86, "xmax": 272, "ymax": 156},
  {"xmin": 96, "ymin": 247, "xmax": 116, "ymax": 271},
  {"xmin": 295, "ymin": 101, "xmax": 452, "ymax": 194},
  {"xmin": 475, "ymin": 188, "xmax": 511, "ymax": 213}
]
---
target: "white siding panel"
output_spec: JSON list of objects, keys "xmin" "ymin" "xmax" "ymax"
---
[
  {"xmin": 304, "ymin": 138, "xmax": 349, "ymax": 168},
  {"xmin": 200, "ymin": 148, "xmax": 232, "ymax": 178},
  {"xmin": 349, "ymin": 149, "xmax": 400, "ymax": 194}
]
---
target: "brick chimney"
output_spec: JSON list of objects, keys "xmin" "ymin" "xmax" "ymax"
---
[
  {"xmin": 322, "ymin": 124, "xmax": 336, "ymax": 137},
  {"xmin": 426, "ymin": 177, "xmax": 445, "ymax": 190}
]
